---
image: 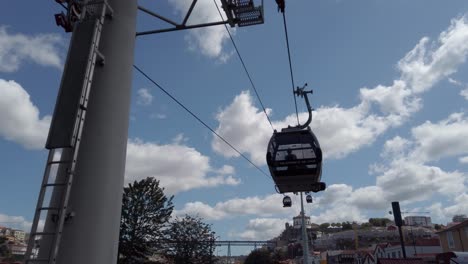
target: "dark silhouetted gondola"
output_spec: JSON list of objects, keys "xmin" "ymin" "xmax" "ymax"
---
[
  {"xmin": 306, "ymin": 194, "xmax": 313, "ymax": 203},
  {"xmin": 266, "ymin": 85, "xmax": 326, "ymax": 194},
  {"xmin": 283, "ymin": 196, "xmax": 292, "ymax": 207}
]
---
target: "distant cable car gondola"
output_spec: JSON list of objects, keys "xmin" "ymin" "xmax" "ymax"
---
[
  {"xmin": 306, "ymin": 194, "xmax": 313, "ymax": 203},
  {"xmin": 283, "ymin": 196, "xmax": 292, "ymax": 207},
  {"xmin": 266, "ymin": 85, "xmax": 326, "ymax": 194}
]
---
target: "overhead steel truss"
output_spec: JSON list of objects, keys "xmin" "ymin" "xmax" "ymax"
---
[{"xmin": 136, "ymin": 0, "xmax": 264, "ymax": 36}]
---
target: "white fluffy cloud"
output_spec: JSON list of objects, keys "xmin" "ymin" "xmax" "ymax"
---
[
  {"xmin": 376, "ymin": 161, "xmax": 465, "ymax": 202},
  {"xmin": 168, "ymin": 0, "xmax": 231, "ymax": 61},
  {"xmin": 381, "ymin": 136, "xmax": 411, "ymax": 159},
  {"xmin": 0, "ymin": 213, "xmax": 32, "ymax": 232},
  {"xmin": 461, "ymin": 88, "xmax": 468, "ymax": 100},
  {"xmin": 236, "ymin": 218, "xmax": 291, "ymax": 240},
  {"xmin": 176, "ymin": 184, "xmax": 380, "ymax": 223},
  {"xmin": 136, "ymin": 88, "xmax": 153, "ymax": 105},
  {"xmin": 125, "ymin": 138, "xmax": 240, "ymax": 194},
  {"xmin": 367, "ymin": 112, "xmax": 468, "ymax": 216},
  {"xmin": 427, "ymin": 193, "xmax": 468, "ymax": 223},
  {"xmin": 398, "ymin": 15, "xmax": 468, "ymax": 93},
  {"xmin": 0, "ymin": 79, "xmax": 51, "ymax": 149},
  {"xmin": 409, "ymin": 113, "xmax": 468, "ymax": 162},
  {"xmin": 175, "ymin": 194, "xmax": 301, "ymax": 220},
  {"xmin": 211, "ymin": 15, "xmax": 468, "ymax": 164},
  {"xmin": 459, "ymin": 156, "xmax": 468, "ymax": 164},
  {"xmin": 211, "ymin": 91, "xmax": 272, "ymax": 164},
  {"xmin": 0, "ymin": 26, "xmax": 64, "ymax": 72}
]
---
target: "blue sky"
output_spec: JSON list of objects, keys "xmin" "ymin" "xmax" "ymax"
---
[{"xmin": 1, "ymin": 0, "xmax": 468, "ymax": 247}]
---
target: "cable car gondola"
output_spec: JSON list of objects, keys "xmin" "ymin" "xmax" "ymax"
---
[
  {"xmin": 306, "ymin": 194, "xmax": 313, "ymax": 203},
  {"xmin": 282, "ymin": 196, "xmax": 292, "ymax": 207},
  {"xmin": 266, "ymin": 85, "xmax": 326, "ymax": 194}
]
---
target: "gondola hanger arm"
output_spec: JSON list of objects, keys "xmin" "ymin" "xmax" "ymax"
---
[{"xmin": 293, "ymin": 83, "xmax": 313, "ymax": 129}]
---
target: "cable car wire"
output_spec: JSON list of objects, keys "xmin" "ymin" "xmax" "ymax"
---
[
  {"xmin": 213, "ymin": 0, "xmax": 275, "ymax": 132},
  {"xmin": 57, "ymin": 2, "xmax": 67, "ymax": 10},
  {"xmin": 133, "ymin": 64, "xmax": 273, "ymax": 182},
  {"xmin": 281, "ymin": 11, "xmax": 300, "ymax": 125}
]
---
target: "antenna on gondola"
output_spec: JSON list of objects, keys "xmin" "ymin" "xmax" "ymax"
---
[{"xmin": 292, "ymin": 83, "xmax": 312, "ymax": 129}]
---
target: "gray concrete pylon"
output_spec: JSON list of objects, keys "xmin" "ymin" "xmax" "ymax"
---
[{"xmin": 53, "ymin": 0, "xmax": 137, "ymax": 263}]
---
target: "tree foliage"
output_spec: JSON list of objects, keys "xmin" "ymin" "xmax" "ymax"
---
[
  {"xmin": 369, "ymin": 218, "xmax": 392, "ymax": 227},
  {"xmin": 271, "ymin": 248, "xmax": 287, "ymax": 263},
  {"xmin": 360, "ymin": 222, "xmax": 373, "ymax": 229},
  {"xmin": 244, "ymin": 249, "xmax": 273, "ymax": 264},
  {"xmin": 0, "ymin": 237, "xmax": 11, "ymax": 258},
  {"xmin": 341, "ymin": 222, "xmax": 353, "ymax": 230},
  {"xmin": 163, "ymin": 215, "xmax": 216, "ymax": 264},
  {"xmin": 118, "ymin": 177, "xmax": 174, "ymax": 264}
]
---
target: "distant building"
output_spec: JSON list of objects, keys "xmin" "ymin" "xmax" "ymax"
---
[
  {"xmin": 293, "ymin": 213, "xmax": 312, "ymax": 229},
  {"xmin": 0, "ymin": 226, "xmax": 12, "ymax": 237},
  {"xmin": 8, "ymin": 242, "xmax": 27, "ymax": 256},
  {"xmin": 384, "ymin": 238, "xmax": 442, "ymax": 258},
  {"xmin": 12, "ymin": 230, "xmax": 25, "ymax": 242},
  {"xmin": 453, "ymin": 215, "xmax": 468, "ymax": 223},
  {"xmin": 404, "ymin": 216, "xmax": 432, "ymax": 227},
  {"xmin": 436, "ymin": 220, "xmax": 468, "ymax": 252},
  {"xmin": 377, "ymin": 258, "xmax": 424, "ymax": 264}
]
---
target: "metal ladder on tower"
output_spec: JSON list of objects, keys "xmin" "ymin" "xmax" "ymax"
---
[{"xmin": 24, "ymin": 1, "xmax": 113, "ymax": 263}]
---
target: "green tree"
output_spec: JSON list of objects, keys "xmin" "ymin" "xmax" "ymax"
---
[
  {"xmin": 0, "ymin": 237, "xmax": 10, "ymax": 257},
  {"xmin": 360, "ymin": 223, "xmax": 372, "ymax": 229},
  {"xmin": 341, "ymin": 222, "xmax": 353, "ymax": 230},
  {"xmin": 118, "ymin": 177, "xmax": 174, "ymax": 264},
  {"xmin": 163, "ymin": 215, "xmax": 216, "ymax": 264},
  {"xmin": 271, "ymin": 248, "xmax": 287, "ymax": 263},
  {"xmin": 369, "ymin": 218, "xmax": 391, "ymax": 227},
  {"xmin": 245, "ymin": 249, "xmax": 273, "ymax": 264},
  {"xmin": 319, "ymin": 223, "xmax": 330, "ymax": 230}
]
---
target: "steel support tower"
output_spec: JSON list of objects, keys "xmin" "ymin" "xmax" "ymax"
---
[{"xmin": 26, "ymin": 0, "xmax": 264, "ymax": 263}]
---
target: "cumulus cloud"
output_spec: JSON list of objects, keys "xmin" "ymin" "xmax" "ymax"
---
[
  {"xmin": 381, "ymin": 136, "xmax": 412, "ymax": 159},
  {"xmin": 175, "ymin": 194, "xmax": 301, "ymax": 220},
  {"xmin": 367, "ymin": 112, "xmax": 468, "ymax": 213},
  {"xmin": 0, "ymin": 79, "xmax": 51, "ymax": 149},
  {"xmin": 409, "ymin": 113, "xmax": 468, "ymax": 162},
  {"xmin": 236, "ymin": 218, "xmax": 291, "ymax": 240},
  {"xmin": 211, "ymin": 15, "xmax": 468, "ymax": 164},
  {"xmin": 136, "ymin": 88, "xmax": 153, "ymax": 105},
  {"xmin": 398, "ymin": 15, "xmax": 468, "ymax": 93},
  {"xmin": 461, "ymin": 88, "xmax": 468, "ymax": 100},
  {"xmin": 0, "ymin": 26, "xmax": 64, "ymax": 72},
  {"xmin": 0, "ymin": 213, "xmax": 32, "ymax": 232},
  {"xmin": 376, "ymin": 161, "xmax": 465, "ymax": 202},
  {"xmin": 167, "ymin": 0, "xmax": 231, "ymax": 61},
  {"xmin": 175, "ymin": 184, "xmax": 383, "ymax": 224},
  {"xmin": 125, "ymin": 138, "xmax": 240, "ymax": 194},
  {"xmin": 427, "ymin": 193, "xmax": 468, "ymax": 223},
  {"xmin": 459, "ymin": 156, "xmax": 468, "ymax": 164},
  {"xmin": 211, "ymin": 91, "xmax": 272, "ymax": 164}
]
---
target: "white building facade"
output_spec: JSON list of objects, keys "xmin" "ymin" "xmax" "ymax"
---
[{"xmin": 404, "ymin": 216, "xmax": 432, "ymax": 227}]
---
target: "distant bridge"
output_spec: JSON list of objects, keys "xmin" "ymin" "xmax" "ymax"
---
[{"xmin": 159, "ymin": 240, "xmax": 277, "ymax": 261}]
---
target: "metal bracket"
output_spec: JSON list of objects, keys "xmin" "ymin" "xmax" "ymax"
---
[{"xmin": 136, "ymin": 0, "xmax": 264, "ymax": 36}]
